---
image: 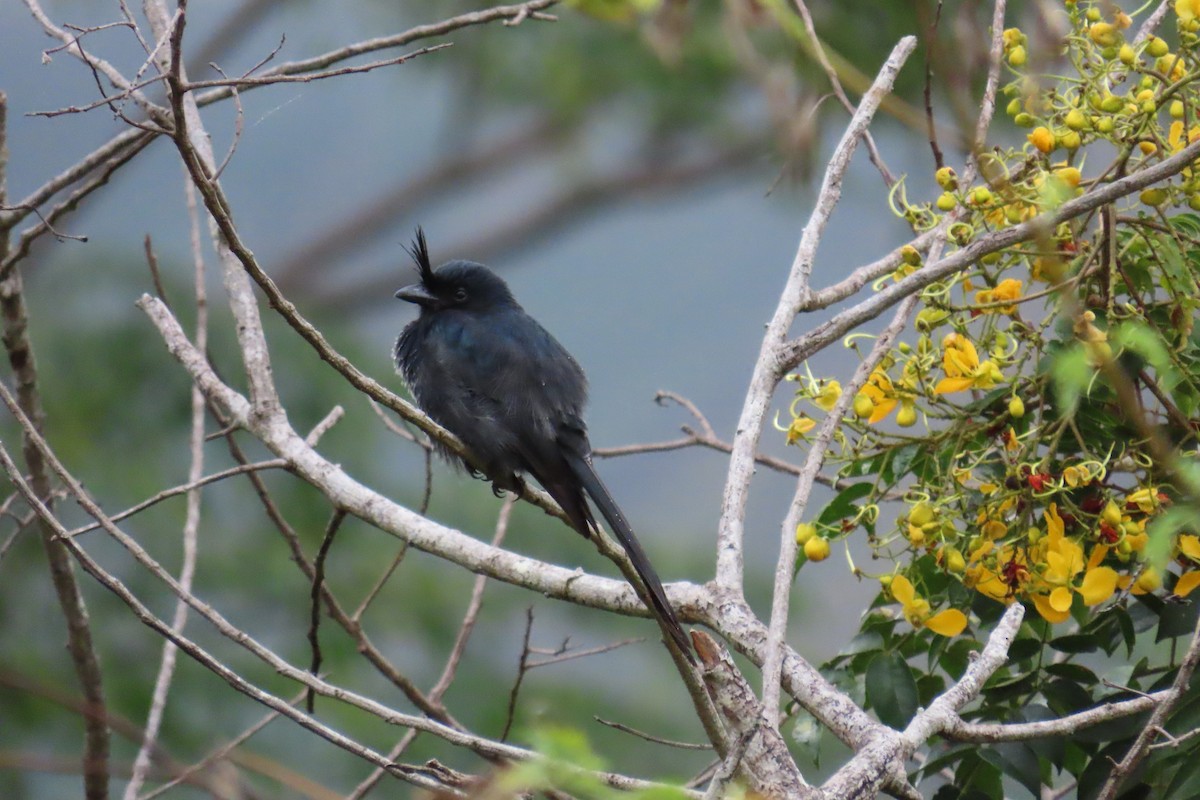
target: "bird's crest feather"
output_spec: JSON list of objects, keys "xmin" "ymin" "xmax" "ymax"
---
[{"xmin": 404, "ymin": 227, "xmax": 435, "ymax": 285}]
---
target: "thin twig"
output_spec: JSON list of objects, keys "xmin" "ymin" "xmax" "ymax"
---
[
  {"xmin": 1, "ymin": 138, "xmax": 150, "ymax": 276},
  {"xmin": 66, "ymin": 460, "xmax": 288, "ymax": 538},
  {"xmin": 349, "ymin": 497, "xmax": 517, "ymax": 800},
  {"xmin": 762, "ymin": 293, "xmax": 920, "ymax": 723},
  {"xmin": 307, "ymin": 508, "xmax": 348, "ymax": 713},
  {"xmin": 594, "ymin": 717, "xmax": 714, "ymax": 751},
  {"xmin": 183, "ymin": 44, "xmax": 453, "ymax": 90},
  {"xmin": 528, "ymin": 637, "xmax": 646, "ymax": 668},
  {"xmin": 791, "ymin": 0, "xmax": 896, "ymax": 185},
  {"xmin": 124, "ymin": 173, "xmax": 211, "ymax": 800},
  {"xmin": 430, "ymin": 496, "xmax": 515, "ymax": 698},
  {"xmin": 501, "ymin": 607, "xmax": 536, "ymax": 742},
  {"xmin": 713, "ymin": 35, "xmax": 915, "ymax": 599},
  {"xmin": 923, "ymin": 0, "xmax": 945, "ymax": 170},
  {"xmin": 138, "ymin": 690, "xmax": 306, "ymax": 800}
]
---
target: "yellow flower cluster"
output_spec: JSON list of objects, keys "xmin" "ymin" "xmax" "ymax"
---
[
  {"xmin": 783, "ymin": 0, "xmax": 1200, "ymax": 641},
  {"xmin": 892, "ymin": 480, "xmax": 1200, "ymax": 635}
]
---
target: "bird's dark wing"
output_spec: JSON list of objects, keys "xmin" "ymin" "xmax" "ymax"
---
[{"xmin": 397, "ymin": 307, "xmax": 587, "ymax": 486}]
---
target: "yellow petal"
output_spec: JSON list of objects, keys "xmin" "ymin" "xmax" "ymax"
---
[
  {"xmin": 1044, "ymin": 503, "xmax": 1064, "ymax": 540},
  {"xmin": 1079, "ymin": 567, "xmax": 1119, "ymax": 605},
  {"xmin": 890, "ymin": 574, "xmax": 916, "ymax": 605},
  {"xmin": 1033, "ymin": 593, "xmax": 1071, "ymax": 623},
  {"xmin": 786, "ymin": 416, "xmax": 816, "ymax": 444},
  {"xmin": 1049, "ymin": 586, "xmax": 1074, "ymax": 612},
  {"xmin": 1179, "ymin": 534, "xmax": 1200, "ymax": 562},
  {"xmin": 934, "ymin": 377, "xmax": 974, "ymax": 395},
  {"xmin": 1171, "ymin": 120, "xmax": 1186, "ymax": 151},
  {"xmin": 925, "ymin": 609, "xmax": 969, "ymax": 637},
  {"xmin": 1174, "ymin": 571, "xmax": 1200, "ymax": 598},
  {"xmin": 867, "ymin": 397, "xmax": 897, "ymax": 424},
  {"xmin": 1045, "ymin": 550, "xmax": 1070, "ymax": 580},
  {"xmin": 813, "ymin": 380, "xmax": 842, "ymax": 412}
]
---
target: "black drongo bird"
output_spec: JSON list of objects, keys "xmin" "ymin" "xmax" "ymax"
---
[{"xmin": 393, "ymin": 229, "xmax": 690, "ymax": 658}]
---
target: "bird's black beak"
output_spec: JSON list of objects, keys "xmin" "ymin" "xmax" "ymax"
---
[{"xmin": 395, "ymin": 283, "xmax": 437, "ymax": 307}]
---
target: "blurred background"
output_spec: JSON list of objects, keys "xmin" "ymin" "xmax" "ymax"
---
[{"xmin": 0, "ymin": 0, "xmax": 1030, "ymax": 795}]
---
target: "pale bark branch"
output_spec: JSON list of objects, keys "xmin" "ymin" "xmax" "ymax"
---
[
  {"xmin": 761, "ymin": 292, "xmax": 920, "ymax": 724},
  {"xmin": 714, "ymin": 36, "xmax": 916, "ymax": 599},
  {"xmin": 694, "ymin": 632, "xmax": 812, "ymax": 797},
  {"xmin": 1096, "ymin": 612, "xmax": 1200, "ymax": 800}
]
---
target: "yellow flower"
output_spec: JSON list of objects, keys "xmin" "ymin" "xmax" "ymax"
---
[
  {"xmin": 1063, "ymin": 464, "xmax": 1092, "ymax": 487},
  {"xmin": 974, "ymin": 278, "xmax": 1023, "ymax": 314},
  {"xmin": 1074, "ymin": 310, "xmax": 1112, "ymax": 364},
  {"xmin": 1030, "ymin": 504, "xmax": 1119, "ymax": 622},
  {"xmin": 1180, "ymin": 535, "xmax": 1200, "ymax": 561},
  {"xmin": 1132, "ymin": 566, "xmax": 1162, "ymax": 594},
  {"xmin": 966, "ymin": 542, "xmax": 1028, "ymax": 604},
  {"xmin": 1029, "ymin": 126, "xmax": 1055, "ymax": 153},
  {"xmin": 981, "ymin": 519, "xmax": 1008, "ymax": 539},
  {"xmin": 1175, "ymin": 571, "xmax": 1200, "ymax": 597},
  {"xmin": 1179, "ymin": 0, "xmax": 1200, "ymax": 21},
  {"xmin": 860, "ymin": 368, "xmax": 899, "ymax": 424},
  {"xmin": 889, "ymin": 574, "xmax": 968, "ymax": 636},
  {"xmin": 1126, "ymin": 486, "xmax": 1160, "ymax": 514},
  {"xmin": 786, "ymin": 415, "xmax": 816, "ymax": 445},
  {"xmin": 812, "ymin": 380, "xmax": 842, "ymax": 412},
  {"xmin": 1173, "ymin": 535, "xmax": 1200, "ymax": 597},
  {"xmin": 934, "ymin": 333, "xmax": 1004, "ymax": 394},
  {"xmin": 1168, "ymin": 121, "xmax": 1200, "ymax": 152}
]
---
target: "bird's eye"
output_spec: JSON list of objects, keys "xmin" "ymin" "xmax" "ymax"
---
[{"xmin": 454, "ymin": 287, "xmax": 468, "ymax": 302}]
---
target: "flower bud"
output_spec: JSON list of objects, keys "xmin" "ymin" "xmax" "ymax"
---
[{"xmin": 804, "ymin": 537, "xmax": 831, "ymax": 562}]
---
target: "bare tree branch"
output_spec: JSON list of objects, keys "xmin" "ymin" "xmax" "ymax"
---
[{"xmin": 0, "ymin": 91, "xmax": 111, "ymax": 800}]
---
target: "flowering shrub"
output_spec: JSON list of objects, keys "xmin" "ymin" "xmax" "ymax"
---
[{"xmin": 786, "ymin": 1, "xmax": 1200, "ymax": 644}]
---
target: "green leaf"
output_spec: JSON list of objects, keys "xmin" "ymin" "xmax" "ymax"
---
[
  {"xmin": 918, "ymin": 673, "xmax": 947, "ymax": 706},
  {"xmin": 1049, "ymin": 633, "xmax": 1099, "ymax": 654},
  {"xmin": 1008, "ymin": 635, "xmax": 1043, "ymax": 662},
  {"xmin": 1078, "ymin": 740, "xmax": 1140, "ymax": 800},
  {"xmin": 884, "ymin": 443, "xmax": 921, "ymax": 485},
  {"xmin": 979, "ymin": 742, "xmax": 1043, "ymax": 799},
  {"xmin": 1158, "ymin": 595, "xmax": 1200, "ymax": 641},
  {"xmin": 937, "ymin": 636, "xmax": 981, "ymax": 679},
  {"xmin": 837, "ymin": 630, "xmax": 887, "ymax": 658},
  {"xmin": 984, "ymin": 670, "xmax": 1037, "ymax": 702},
  {"xmin": 1045, "ymin": 662, "xmax": 1099, "ymax": 685},
  {"xmin": 955, "ymin": 752, "xmax": 1004, "ymax": 799},
  {"xmin": 1044, "ymin": 678, "xmax": 1094, "ymax": 716},
  {"xmin": 817, "ymin": 482, "xmax": 874, "ymax": 525},
  {"xmin": 1164, "ymin": 751, "xmax": 1200, "ymax": 800},
  {"xmin": 866, "ymin": 651, "xmax": 919, "ymax": 729},
  {"xmin": 921, "ymin": 744, "xmax": 978, "ymax": 780},
  {"xmin": 1114, "ymin": 606, "xmax": 1137, "ymax": 655}
]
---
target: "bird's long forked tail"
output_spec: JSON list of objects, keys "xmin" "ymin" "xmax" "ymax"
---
[{"xmin": 563, "ymin": 452, "xmax": 693, "ymax": 661}]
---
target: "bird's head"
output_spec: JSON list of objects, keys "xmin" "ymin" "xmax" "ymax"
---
[{"xmin": 395, "ymin": 227, "xmax": 517, "ymax": 313}]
